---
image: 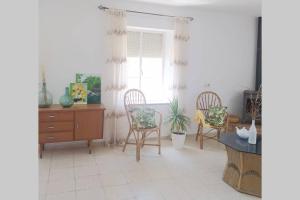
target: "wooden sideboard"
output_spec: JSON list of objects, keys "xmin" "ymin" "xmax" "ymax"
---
[{"xmin": 39, "ymin": 104, "xmax": 105, "ymax": 158}]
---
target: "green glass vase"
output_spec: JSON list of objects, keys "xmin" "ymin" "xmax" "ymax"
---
[
  {"xmin": 39, "ymin": 82, "xmax": 53, "ymax": 108},
  {"xmin": 59, "ymin": 87, "xmax": 74, "ymax": 108}
]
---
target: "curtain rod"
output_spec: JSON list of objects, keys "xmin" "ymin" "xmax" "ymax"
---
[{"xmin": 98, "ymin": 5, "xmax": 194, "ymax": 21}]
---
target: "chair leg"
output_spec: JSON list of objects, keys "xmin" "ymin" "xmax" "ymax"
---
[
  {"xmin": 141, "ymin": 132, "xmax": 145, "ymax": 148},
  {"xmin": 158, "ymin": 130, "xmax": 161, "ymax": 155},
  {"xmin": 122, "ymin": 129, "xmax": 132, "ymax": 152},
  {"xmin": 195, "ymin": 124, "xmax": 200, "ymax": 141},
  {"xmin": 136, "ymin": 131, "xmax": 141, "ymax": 162},
  {"xmin": 200, "ymin": 126, "xmax": 204, "ymax": 149},
  {"xmin": 136, "ymin": 143, "xmax": 141, "ymax": 161}
]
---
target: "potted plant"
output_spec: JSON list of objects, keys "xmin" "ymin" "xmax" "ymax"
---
[{"xmin": 166, "ymin": 98, "xmax": 191, "ymax": 149}]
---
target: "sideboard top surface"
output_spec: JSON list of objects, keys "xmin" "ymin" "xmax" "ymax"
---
[{"xmin": 39, "ymin": 104, "xmax": 105, "ymax": 112}]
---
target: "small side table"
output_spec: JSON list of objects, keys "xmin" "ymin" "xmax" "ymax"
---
[{"xmin": 219, "ymin": 133, "xmax": 261, "ymax": 197}]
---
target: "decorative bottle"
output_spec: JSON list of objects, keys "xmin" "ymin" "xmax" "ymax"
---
[
  {"xmin": 59, "ymin": 87, "xmax": 74, "ymax": 108},
  {"xmin": 38, "ymin": 82, "xmax": 53, "ymax": 108},
  {"xmin": 248, "ymin": 119, "xmax": 257, "ymax": 144}
]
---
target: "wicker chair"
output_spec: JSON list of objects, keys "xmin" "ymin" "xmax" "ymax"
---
[
  {"xmin": 123, "ymin": 89, "xmax": 162, "ymax": 161},
  {"xmin": 195, "ymin": 91, "xmax": 228, "ymax": 149}
]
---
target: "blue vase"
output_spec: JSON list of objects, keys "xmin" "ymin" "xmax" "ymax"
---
[{"xmin": 59, "ymin": 87, "xmax": 74, "ymax": 108}]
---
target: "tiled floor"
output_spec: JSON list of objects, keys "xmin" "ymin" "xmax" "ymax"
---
[{"xmin": 39, "ymin": 136, "xmax": 260, "ymax": 200}]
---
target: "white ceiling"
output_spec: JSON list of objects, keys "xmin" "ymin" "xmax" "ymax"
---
[{"xmin": 129, "ymin": 0, "xmax": 261, "ymax": 15}]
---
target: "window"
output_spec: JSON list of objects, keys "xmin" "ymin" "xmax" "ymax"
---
[{"xmin": 127, "ymin": 27, "xmax": 173, "ymax": 104}]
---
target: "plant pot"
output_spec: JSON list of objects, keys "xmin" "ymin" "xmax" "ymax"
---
[{"xmin": 171, "ymin": 132, "xmax": 186, "ymax": 149}]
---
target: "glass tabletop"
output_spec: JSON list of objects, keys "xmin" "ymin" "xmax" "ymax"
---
[{"xmin": 219, "ymin": 133, "xmax": 261, "ymax": 155}]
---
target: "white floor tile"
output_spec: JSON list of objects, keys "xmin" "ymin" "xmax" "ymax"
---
[
  {"xmin": 152, "ymin": 179, "xmax": 190, "ymax": 200},
  {"xmin": 46, "ymin": 192, "xmax": 76, "ymax": 200},
  {"xmin": 75, "ymin": 175, "xmax": 102, "ymax": 190},
  {"xmin": 39, "ymin": 181, "xmax": 48, "ymax": 195},
  {"xmin": 40, "ymin": 137, "xmax": 260, "ymax": 200},
  {"xmin": 104, "ymin": 185, "xmax": 135, "ymax": 200},
  {"xmin": 51, "ymin": 158, "xmax": 74, "ymax": 169},
  {"xmin": 49, "ymin": 168, "xmax": 75, "ymax": 181},
  {"xmin": 124, "ymin": 168, "xmax": 152, "ymax": 183},
  {"xmin": 129, "ymin": 182, "xmax": 162, "ymax": 199},
  {"xmin": 74, "ymin": 166, "xmax": 99, "ymax": 178},
  {"xmin": 39, "ymin": 194, "xmax": 46, "ymax": 200},
  {"xmin": 99, "ymin": 172, "xmax": 128, "ymax": 187},
  {"xmin": 76, "ymin": 188, "xmax": 106, "ymax": 200},
  {"xmin": 39, "ymin": 169, "xmax": 50, "ymax": 182},
  {"xmin": 97, "ymin": 161, "xmax": 122, "ymax": 174},
  {"xmin": 47, "ymin": 179, "xmax": 75, "ymax": 195},
  {"xmin": 74, "ymin": 156, "xmax": 97, "ymax": 167}
]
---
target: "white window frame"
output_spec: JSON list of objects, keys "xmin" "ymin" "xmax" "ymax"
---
[{"xmin": 127, "ymin": 26, "xmax": 172, "ymax": 104}]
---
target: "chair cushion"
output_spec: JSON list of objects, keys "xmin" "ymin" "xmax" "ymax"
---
[
  {"xmin": 206, "ymin": 106, "xmax": 227, "ymax": 127},
  {"xmin": 129, "ymin": 106, "xmax": 156, "ymax": 129}
]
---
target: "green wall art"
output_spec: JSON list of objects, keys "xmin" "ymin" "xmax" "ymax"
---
[{"xmin": 76, "ymin": 73, "xmax": 101, "ymax": 104}]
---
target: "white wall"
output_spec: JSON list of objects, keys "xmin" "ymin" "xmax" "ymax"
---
[{"xmin": 39, "ymin": 0, "xmax": 257, "ymax": 139}]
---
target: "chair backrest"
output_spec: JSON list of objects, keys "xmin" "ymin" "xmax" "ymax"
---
[
  {"xmin": 124, "ymin": 89, "xmax": 146, "ymax": 126},
  {"xmin": 196, "ymin": 91, "xmax": 222, "ymax": 116}
]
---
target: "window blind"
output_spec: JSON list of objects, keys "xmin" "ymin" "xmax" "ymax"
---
[
  {"xmin": 142, "ymin": 32, "xmax": 163, "ymax": 57},
  {"xmin": 127, "ymin": 31, "xmax": 140, "ymax": 57},
  {"xmin": 127, "ymin": 31, "xmax": 163, "ymax": 58}
]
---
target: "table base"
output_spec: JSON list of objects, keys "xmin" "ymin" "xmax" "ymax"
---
[{"xmin": 223, "ymin": 146, "xmax": 261, "ymax": 197}]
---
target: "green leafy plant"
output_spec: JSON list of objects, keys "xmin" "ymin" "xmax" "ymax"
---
[{"xmin": 166, "ymin": 98, "xmax": 191, "ymax": 135}]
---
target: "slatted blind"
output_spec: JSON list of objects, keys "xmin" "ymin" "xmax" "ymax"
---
[
  {"xmin": 127, "ymin": 31, "xmax": 140, "ymax": 57},
  {"xmin": 142, "ymin": 32, "xmax": 163, "ymax": 57},
  {"xmin": 127, "ymin": 31, "xmax": 163, "ymax": 57}
]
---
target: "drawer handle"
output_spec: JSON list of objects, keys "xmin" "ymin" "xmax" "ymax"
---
[
  {"xmin": 48, "ymin": 126, "xmax": 55, "ymax": 129},
  {"xmin": 48, "ymin": 115, "xmax": 55, "ymax": 118},
  {"xmin": 47, "ymin": 136, "xmax": 55, "ymax": 139}
]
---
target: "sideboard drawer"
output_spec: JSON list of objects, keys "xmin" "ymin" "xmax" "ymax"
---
[
  {"xmin": 39, "ymin": 132, "xmax": 73, "ymax": 143},
  {"xmin": 39, "ymin": 112, "xmax": 74, "ymax": 122},
  {"xmin": 39, "ymin": 122, "xmax": 74, "ymax": 133}
]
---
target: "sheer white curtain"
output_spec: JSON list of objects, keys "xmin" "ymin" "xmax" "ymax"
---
[
  {"xmin": 105, "ymin": 8, "xmax": 128, "ymax": 145},
  {"xmin": 172, "ymin": 17, "xmax": 190, "ymax": 107}
]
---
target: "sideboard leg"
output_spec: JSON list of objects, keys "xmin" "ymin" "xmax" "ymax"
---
[
  {"xmin": 88, "ymin": 140, "xmax": 92, "ymax": 154},
  {"xmin": 39, "ymin": 144, "xmax": 42, "ymax": 159}
]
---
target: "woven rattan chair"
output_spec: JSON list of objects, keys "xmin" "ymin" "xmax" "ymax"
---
[
  {"xmin": 195, "ymin": 91, "xmax": 228, "ymax": 149},
  {"xmin": 123, "ymin": 89, "xmax": 162, "ymax": 161}
]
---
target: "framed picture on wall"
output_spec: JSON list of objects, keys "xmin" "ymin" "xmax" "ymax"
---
[
  {"xmin": 69, "ymin": 82, "xmax": 88, "ymax": 104},
  {"xmin": 76, "ymin": 73, "xmax": 101, "ymax": 104}
]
